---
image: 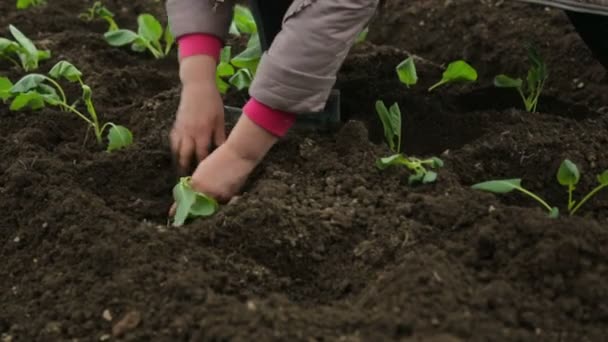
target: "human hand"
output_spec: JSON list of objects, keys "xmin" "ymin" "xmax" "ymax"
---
[
  {"xmin": 169, "ymin": 114, "xmax": 279, "ymax": 215},
  {"xmin": 170, "ymin": 55, "xmax": 226, "ymax": 174}
]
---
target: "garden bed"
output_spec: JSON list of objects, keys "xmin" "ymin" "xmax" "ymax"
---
[{"xmin": 1, "ymin": 0, "xmax": 608, "ymax": 340}]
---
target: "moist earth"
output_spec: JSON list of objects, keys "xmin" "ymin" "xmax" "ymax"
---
[{"xmin": 1, "ymin": 0, "xmax": 608, "ymax": 341}]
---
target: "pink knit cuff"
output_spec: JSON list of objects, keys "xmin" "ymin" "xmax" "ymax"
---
[
  {"xmin": 243, "ymin": 98, "xmax": 296, "ymax": 137},
  {"xmin": 178, "ymin": 34, "xmax": 223, "ymax": 61}
]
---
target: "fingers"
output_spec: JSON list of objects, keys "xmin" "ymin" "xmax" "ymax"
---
[
  {"xmin": 168, "ymin": 202, "xmax": 177, "ymax": 217},
  {"xmin": 195, "ymin": 131, "xmax": 211, "ymax": 162},
  {"xmin": 178, "ymin": 136, "xmax": 195, "ymax": 174},
  {"xmin": 214, "ymin": 115, "xmax": 226, "ymax": 147}
]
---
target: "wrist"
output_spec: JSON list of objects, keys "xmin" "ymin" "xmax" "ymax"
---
[
  {"xmin": 225, "ymin": 114, "xmax": 279, "ymax": 163},
  {"xmin": 179, "ymin": 54, "xmax": 217, "ymax": 85}
]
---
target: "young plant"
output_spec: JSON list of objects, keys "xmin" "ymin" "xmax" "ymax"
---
[
  {"xmin": 472, "ymin": 179, "xmax": 559, "ymax": 218},
  {"xmin": 428, "ymin": 60, "xmax": 478, "ymax": 91},
  {"xmin": 375, "ymin": 100, "xmax": 443, "ymax": 184},
  {"xmin": 557, "ymin": 159, "xmax": 608, "ymax": 215},
  {"xmin": 4, "ymin": 61, "xmax": 133, "ymax": 152},
  {"xmin": 104, "ymin": 14, "xmax": 174, "ymax": 59},
  {"xmin": 79, "ymin": 1, "xmax": 119, "ymax": 32},
  {"xmin": 217, "ymin": 5, "xmax": 261, "ymax": 94},
  {"xmin": 16, "ymin": 0, "xmax": 46, "ymax": 9},
  {"xmin": 472, "ymin": 159, "xmax": 608, "ymax": 217},
  {"xmin": 494, "ymin": 46, "xmax": 547, "ymax": 112},
  {"xmin": 0, "ymin": 25, "xmax": 51, "ymax": 71},
  {"xmin": 172, "ymin": 177, "xmax": 218, "ymax": 227},
  {"xmin": 396, "ymin": 56, "xmax": 418, "ymax": 88}
]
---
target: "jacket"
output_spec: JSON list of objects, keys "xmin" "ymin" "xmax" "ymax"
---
[{"xmin": 166, "ymin": 0, "xmax": 379, "ymax": 114}]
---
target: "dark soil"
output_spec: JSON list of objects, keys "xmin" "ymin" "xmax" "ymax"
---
[{"xmin": 2, "ymin": 0, "xmax": 608, "ymax": 341}]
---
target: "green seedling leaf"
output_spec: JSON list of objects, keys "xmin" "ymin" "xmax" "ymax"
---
[
  {"xmin": 104, "ymin": 29, "xmax": 139, "ymax": 46},
  {"xmin": 172, "ymin": 177, "xmax": 218, "ymax": 227},
  {"xmin": 131, "ymin": 38, "xmax": 147, "ymax": 52},
  {"xmin": 106, "ymin": 124, "xmax": 133, "ymax": 152},
  {"xmin": 9, "ymin": 25, "xmax": 37, "ymax": 57},
  {"xmin": 10, "ymin": 91, "xmax": 45, "ymax": 110},
  {"xmin": 163, "ymin": 25, "xmax": 174, "ymax": 55},
  {"xmin": 376, "ymin": 153, "xmax": 407, "ymax": 170},
  {"xmin": 138, "ymin": 14, "xmax": 163, "ymax": 43},
  {"xmin": 37, "ymin": 49, "xmax": 50, "ymax": 61},
  {"xmin": 233, "ymin": 5, "xmax": 257, "ymax": 34},
  {"xmin": 16, "ymin": 0, "xmax": 46, "ymax": 9},
  {"xmin": 430, "ymin": 157, "xmax": 444, "ymax": 168},
  {"xmin": 229, "ymin": 68, "xmax": 253, "ymax": 90},
  {"xmin": 49, "ymin": 61, "xmax": 82, "ymax": 82},
  {"xmin": 597, "ymin": 170, "xmax": 608, "ymax": 185},
  {"xmin": 216, "ymin": 47, "xmax": 234, "ymax": 94},
  {"xmin": 396, "ymin": 57, "xmax": 417, "ymax": 87},
  {"xmin": 494, "ymin": 74, "xmax": 522, "ymax": 88},
  {"xmin": 408, "ymin": 173, "xmax": 424, "ymax": 185},
  {"xmin": 557, "ymin": 159, "xmax": 580, "ymax": 186},
  {"xmin": 471, "ymin": 179, "xmax": 522, "ymax": 193},
  {"xmin": 10, "ymin": 74, "xmax": 45, "ymax": 93},
  {"xmin": 0, "ymin": 77, "xmax": 13, "ymax": 101},
  {"xmin": 355, "ymin": 27, "xmax": 369, "ymax": 44},
  {"xmin": 549, "ymin": 207, "xmax": 560, "ymax": 218},
  {"xmin": 423, "ymin": 171, "xmax": 438, "ymax": 184},
  {"xmin": 429, "ymin": 60, "xmax": 478, "ymax": 91},
  {"xmin": 375, "ymin": 100, "xmax": 401, "ymax": 153},
  {"xmin": 231, "ymin": 33, "xmax": 261, "ymax": 73}
]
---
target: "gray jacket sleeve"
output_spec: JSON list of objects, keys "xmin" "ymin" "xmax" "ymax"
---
[
  {"xmin": 166, "ymin": 0, "xmax": 235, "ymax": 41},
  {"xmin": 250, "ymin": 0, "xmax": 379, "ymax": 114}
]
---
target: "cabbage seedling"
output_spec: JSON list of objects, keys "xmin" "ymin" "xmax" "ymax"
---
[
  {"xmin": 472, "ymin": 179, "xmax": 558, "ymax": 218},
  {"xmin": 428, "ymin": 60, "xmax": 478, "ymax": 91},
  {"xmin": 375, "ymin": 100, "xmax": 443, "ymax": 184},
  {"xmin": 494, "ymin": 46, "xmax": 547, "ymax": 112},
  {"xmin": 472, "ymin": 159, "xmax": 608, "ymax": 217},
  {"xmin": 396, "ymin": 56, "xmax": 418, "ymax": 88},
  {"xmin": 556, "ymin": 159, "xmax": 608, "ymax": 216},
  {"xmin": 229, "ymin": 5, "xmax": 257, "ymax": 36},
  {"xmin": 79, "ymin": 1, "xmax": 119, "ymax": 32},
  {"xmin": 16, "ymin": 0, "xmax": 46, "ymax": 9},
  {"xmin": 104, "ymin": 14, "xmax": 174, "ymax": 59},
  {"xmin": 172, "ymin": 177, "xmax": 218, "ymax": 227},
  {"xmin": 0, "ymin": 25, "xmax": 51, "ymax": 71},
  {"xmin": 5, "ymin": 61, "xmax": 133, "ymax": 152}
]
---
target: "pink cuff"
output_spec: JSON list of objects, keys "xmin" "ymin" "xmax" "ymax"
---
[
  {"xmin": 178, "ymin": 34, "xmax": 223, "ymax": 61},
  {"xmin": 243, "ymin": 98, "xmax": 296, "ymax": 137}
]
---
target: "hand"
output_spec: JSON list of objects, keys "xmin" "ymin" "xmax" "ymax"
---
[
  {"xmin": 170, "ymin": 55, "xmax": 225, "ymax": 174},
  {"xmin": 169, "ymin": 114, "xmax": 279, "ymax": 216}
]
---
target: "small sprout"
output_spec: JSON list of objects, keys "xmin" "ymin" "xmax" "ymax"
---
[
  {"xmin": 218, "ymin": 6, "xmax": 261, "ymax": 93},
  {"xmin": 396, "ymin": 56, "xmax": 418, "ymax": 88},
  {"xmin": 472, "ymin": 179, "xmax": 559, "ymax": 218},
  {"xmin": 79, "ymin": 1, "xmax": 119, "ymax": 32},
  {"xmin": 473, "ymin": 159, "xmax": 608, "ymax": 217},
  {"xmin": 494, "ymin": 45, "xmax": 547, "ymax": 112},
  {"xmin": 557, "ymin": 159, "xmax": 580, "ymax": 211},
  {"xmin": 104, "ymin": 14, "xmax": 174, "ymax": 59},
  {"xmin": 558, "ymin": 160, "xmax": 608, "ymax": 216},
  {"xmin": 375, "ymin": 100, "xmax": 443, "ymax": 184},
  {"xmin": 428, "ymin": 60, "xmax": 478, "ymax": 91},
  {"xmin": 16, "ymin": 0, "xmax": 46, "ymax": 9},
  {"xmin": 172, "ymin": 177, "xmax": 218, "ymax": 227},
  {"xmin": 0, "ymin": 25, "xmax": 51, "ymax": 71},
  {"xmin": 4, "ymin": 61, "xmax": 133, "ymax": 151}
]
